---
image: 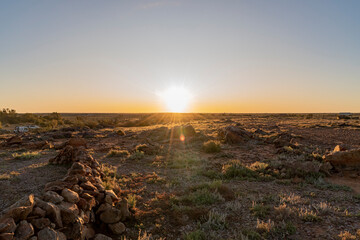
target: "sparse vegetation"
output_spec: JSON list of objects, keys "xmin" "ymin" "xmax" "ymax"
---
[
  {"xmin": 129, "ymin": 150, "xmax": 145, "ymax": 160},
  {"xmin": 202, "ymin": 140, "xmax": 221, "ymax": 153},
  {"xmin": 250, "ymin": 202, "xmax": 270, "ymax": 218},
  {"xmin": 106, "ymin": 149, "xmax": 130, "ymax": 158},
  {"xmin": 12, "ymin": 151, "xmax": 41, "ymax": 160}
]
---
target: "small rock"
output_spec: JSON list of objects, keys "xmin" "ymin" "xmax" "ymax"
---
[
  {"xmin": 94, "ymin": 234, "xmax": 112, "ymax": 240},
  {"xmin": 14, "ymin": 220, "xmax": 34, "ymax": 240},
  {"xmin": 61, "ymin": 188, "xmax": 80, "ymax": 203},
  {"xmin": 80, "ymin": 181, "xmax": 97, "ymax": 191},
  {"xmin": 0, "ymin": 233, "xmax": 14, "ymax": 240},
  {"xmin": 99, "ymin": 207, "xmax": 122, "ymax": 224},
  {"xmin": 34, "ymin": 198, "xmax": 63, "ymax": 228},
  {"xmin": 43, "ymin": 191, "xmax": 64, "ymax": 204},
  {"xmin": 58, "ymin": 202, "xmax": 79, "ymax": 224},
  {"xmin": 31, "ymin": 207, "xmax": 46, "ymax": 218},
  {"xmin": 0, "ymin": 218, "xmax": 16, "ymax": 233},
  {"xmin": 30, "ymin": 218, "xmax": 51, "ymax": 230},
  {"xmin": 0, "ymin": 194, "xmax": 35, "ymax": 222},
  {"xmin": 37, "ymin": 227, "xmax": 57, "ymax": 240},
  {"xmin": 108, "ymin": 222, "xmax": 126, "ymax": 235}
]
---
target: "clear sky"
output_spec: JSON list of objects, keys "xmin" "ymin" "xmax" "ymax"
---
[{"xmin": 1, "ymin": 0, "xmax": 359, "ymax": 113}]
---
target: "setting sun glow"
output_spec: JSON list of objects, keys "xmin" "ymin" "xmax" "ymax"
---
[{"xmin": 157, "ymin": 86, "xmax": 192, "ymax": 113}]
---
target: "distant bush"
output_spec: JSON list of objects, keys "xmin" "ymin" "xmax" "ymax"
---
[
  {"xmin": 183, "ymin": 229, "xmax": 206, "ymax": 240},
  {"xmin": 180, "ymin": 188, "xmax": 224, "ymax": 205},
  {"xmin": 202, "ymin": 140, "xmax": 221, "ymax": 153},
  {"xmin": 129, "ymin": 150, "xmax": 145, "ymax": 160},
  {"xmin": 222, "ymin": 160, "xmax": 258, "ymax": 179},
  {"xmin": 116, "ymin": 129, "xmax": 125, "ymax": 136},
  {"xmin": 106, "ymin": 149, "xmax": 130, "ymax": 158},
  {"xmin": 12, "ymin": 151, "xmax": 41, "ymax": 160},
  {"xmin": 0, "ymin": 108, "xmax": 65, "ymax": 128}
]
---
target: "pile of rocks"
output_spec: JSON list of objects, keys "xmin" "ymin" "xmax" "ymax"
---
[{"xmin": 0, "ymin": 140, "xmax": 131, "ymax": 240}]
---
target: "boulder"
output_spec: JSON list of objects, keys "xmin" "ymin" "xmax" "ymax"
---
[
  {"xmin": 61, "ymin": 188, "xmax": 79, "ymax": 203},
  {"xmin": 14, "ymin": 220, "xmax": 34, "ymax": 240},
  {"xmin": 6, "ymin": 136, "xmax": 22, "ymax": 145},
  {"xmin": 0, "ymin": 194, "xmax": 35, "ymax": 222},
  {"xmin": 325, "ymin": 148, "xmax": 360, "ymax": 170},
  {"xmin": 219, "ymin": 126, "xmax": 252, "ymax": 144},
  {"xmin": 66, "ymin": 138, "xmax": 87, "ymax": 148}
]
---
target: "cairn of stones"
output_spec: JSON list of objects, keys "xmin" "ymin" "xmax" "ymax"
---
[{"xmin": 0, "ymin": 140, "xmax": 131, "ymax": 240}]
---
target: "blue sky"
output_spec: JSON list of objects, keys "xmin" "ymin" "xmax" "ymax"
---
[{"xmin": 0, "ymin": 0, "xmax": 359, "ymax": 112}]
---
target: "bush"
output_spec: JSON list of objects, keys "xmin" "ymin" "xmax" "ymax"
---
[
  {"xmin": 202, "ymin": 140, "xmax": 221, "ymax": 153},
  {"xmin": 106, "ymin": 149, "xmax": 130, "ymax": 158},
  {"xmin": 180, "ymin": 188, "xmax": 224, "ymax": 205},
  {"xmin": 184, "ymin": 230, "xmax": 206, "ymax": 240},
  {"xmin": 129, "ymin": 150, "xmax": 145, "ymax": 160},
  {"xmin": 116, "ymin": 129, "xmax": 125, "ymax": 136},
  {"xmin": 222, "ymin": 160, "xmax": 258, "ymax": 179},
  {"xmin": 250, "ymin": 202, "xmax": 270, "ymax": 218}
]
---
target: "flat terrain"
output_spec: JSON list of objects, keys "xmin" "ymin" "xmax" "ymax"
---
[{"xmin": 0, "ymin": 114, "xmax": 359, "ymax": 239}]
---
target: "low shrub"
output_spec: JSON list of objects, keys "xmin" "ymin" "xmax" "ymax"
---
[{"xmin": 202, "ymin": 140, "xmax": 221, "ymax": 153}]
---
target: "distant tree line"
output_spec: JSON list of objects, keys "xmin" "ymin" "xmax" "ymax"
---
[{"xmin": 0, "ymin": 108, "xmax": 68, "ymax": 128}]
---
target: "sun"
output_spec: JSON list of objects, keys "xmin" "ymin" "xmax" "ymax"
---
[{"xmin": 157, "ymin": 86, "xmax": 192, "ymax": 112}]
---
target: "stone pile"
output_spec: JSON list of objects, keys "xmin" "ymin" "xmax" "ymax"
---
[{"xmin": 0, "ymin": 140, "xmax": 131, "ymax": 240}]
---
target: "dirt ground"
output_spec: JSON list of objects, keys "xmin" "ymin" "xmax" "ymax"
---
[{"xmin": 0, "ymin": 114, "xmax": 359, "ymax": 239}]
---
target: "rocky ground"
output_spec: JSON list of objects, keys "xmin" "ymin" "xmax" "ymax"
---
[{"xmin": 0, "ymin": 114, "xmax": 359, "ymax": 239}]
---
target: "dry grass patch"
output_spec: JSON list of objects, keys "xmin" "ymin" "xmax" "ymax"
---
[{"xmin": 12, "ymin": 151, "xmax": 41, "ymax": 160}]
